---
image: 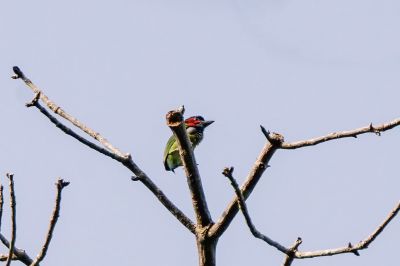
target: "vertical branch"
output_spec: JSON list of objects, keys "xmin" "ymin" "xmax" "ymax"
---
[
  {"xmin": 0, "ymin": 185, "xmax": 4, "ymax": 233},
  {"xmin": 166, "ymin": 109, "xmax": 213, "ymax": 228},
  {"xmin": 6, "ymin": 173, "xmax": 16, "ymax": 266},
  {"xmin": 30, "ymin": 179, "xmax": 70, "ymax": 266}
]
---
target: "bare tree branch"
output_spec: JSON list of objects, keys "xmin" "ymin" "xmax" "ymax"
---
[
  {"xmin": 211, "ymin": 118, "xmax": 400, "ymax": 238},
  {"xmin": 293, "ymin": 201, "xmax": 400, "ymax": 259},
  {"xmin": 129, "ymin": 165, "xmax": 196, "ymax": 234},
  {"xmin": 12, "ymin": 66, "xmax": 127, "ymax": 159},
  {"xmin": 166, "ymin": 108, "xmax": 213, "ymax": 228},
  {"xmin": 29, "ymin": 99, "xmax": 125, "ymax": 162},
  {"xmin": 221, "ymin": 167, "xmax": 289, "ymax": 253},
  {"xmin": 276, "ymin": 119, "xmax": 400, "ymax": 149},
  {"xmin": 223, "ymin": 167, "xmax": 400, "ymax": 261},
  {"xmin": 12, "ymin": 67, "xmax": 196, "ymax": 234},
  {"xmin": 209, "ymin": 133, "xmax": 284, "ymax": 238},
  {"xmin": 0, "ymin": 185, "xmax": 3, "ymax": 233},
  {"xmin": 6, "ymin": 173, "xmax": 16, "ymax": 266},
  {"xmin": 0, "ymin": 234, "xmax": 34, "ymax": 265},
  {"xmin": 30, "ymin": 179, "xmax": 70, "ymax": 266}
]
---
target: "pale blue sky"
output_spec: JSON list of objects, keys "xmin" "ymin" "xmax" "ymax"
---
[{"xmin": 0, "ymin": 1, "xmax": 399, "ymax": 265}]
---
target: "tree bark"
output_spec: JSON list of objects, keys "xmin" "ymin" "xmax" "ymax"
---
[{"xmin": 197, "ymin": 236, "xmax": 218, "ymax": 266}]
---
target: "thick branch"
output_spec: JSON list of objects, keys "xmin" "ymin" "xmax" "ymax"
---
[
  {"xmin": 223, "ymin": 168, "xmax": 400, "ymax": 260},
  {"xmin": 166, "ymin": 109, "xmax": 213, "ymax": 228},
  {"xmin": 279, "ymin": 119, "xmax": 400, "ymax": 149},
  {"xmin": 30, "ymin": 179, "xmax": 70, "ymax": 266},
  {"xmin": 6, "ymin": 173, "xmax": 16, "ymax": 266},
  {"xmin": 12, "ymin": 67, "xmax": 196, "ymax": 235}
]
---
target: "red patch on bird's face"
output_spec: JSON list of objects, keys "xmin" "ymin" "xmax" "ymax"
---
[{"xmin": 184, "ymin": 116, "xmax": 204, "ymax": 127}]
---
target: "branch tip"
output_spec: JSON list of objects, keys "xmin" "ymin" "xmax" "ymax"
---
[
  {"xmin": 12, "ymin": 66, "xmax": 24, "ymax": 79},
  {"xmin": 222, "ymin": 167, "xmax": 234, "ymax": 177},
  {"xmin": 260, "ymin": 126, "xmax": 284, "ymax": 145},
  {"xmin": 56, "ymin": 179, "xmax": 70, "ymax": 189}
]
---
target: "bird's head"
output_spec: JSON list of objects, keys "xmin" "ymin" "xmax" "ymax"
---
[{"xmin": 184, "ymin": 116, "xmax": 214, "ymax": 132}]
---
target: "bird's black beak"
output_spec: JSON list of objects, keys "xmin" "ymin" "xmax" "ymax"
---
[{"xmin": 202, "ymin": 120, "xmax": 214, "ymax": 128}]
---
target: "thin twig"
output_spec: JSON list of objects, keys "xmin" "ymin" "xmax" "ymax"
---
[
  {"xmin": 222, "ymin": 167, "xmax": 289, "ymax": 253},
  {"xmin": 280, "ymin": 119, "xmax": 400, "ymax": 149},
  {"xmin": 0, "ymin": 185, "xmax": 3, "ymax": 233},
  {"xmin": 12, "ymin": 66, "xmax": 127, "ymax": 159},
  {"xmin": 6, "ymin": 173, "xmax": 16, "ymax": 266},
  {"xmin": 30, "ymin": 179, "xmax": 70, "ymax": 266},
  {"xmin": 166, "ymin": 108, "xmax": 213, "ymax": 228},
  {"xmin": 223, "ymin": 168, "xmax": 400, "ymax": 260},
  {"xmin": 293, "ymin": 201, "xmax": 400, "ymax": 258},
  {"xmin": 32, "ymin": 100, "xmax": 125, "ymax": 162},
  {"xmin": 0, "ymin": 234, "xmax": 34, "ymax": 265},
  {"xmin": 209, "ymin": 142, "xmax": 277, "ymax": 238}
]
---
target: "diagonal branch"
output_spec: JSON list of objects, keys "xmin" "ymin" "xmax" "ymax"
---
[
  {"xmin": 12, "ymin": 67, "xmax": 195, "ymax": 234},
  {"xmin": 222, "ymin": 167, "xmax": 289, "ymax": 253},
  {"xmin": 6, "ymin": 173, "xmax": 17, "ymax": 266},
  {"xmin": 166, "ymin": 108, "xmax": 213, "ymax": 228},
  {"xmin": 12, "ymin": 66, "xmax": 127, "ymax": 159},
  {"xmin": 29, "ymin": 99, "xmax": 125, "ymax": 162},
  {"xmin": 30, "ymin": 179, "xmax": 70, "ymax": 266},
  {"xmin": 276, "ymin": 119, "xmax": 400, "ymax": 149},
  {"xmin": 293, "ymin": 201, "xmax": 400, "ymax": 259},
  {"xmin": 223, "ymin": 167, "xmax": 400, "ymax": 261},
  {"xmin": 209, "ymin": 132, "xmax": 283, "ymax": 238}
]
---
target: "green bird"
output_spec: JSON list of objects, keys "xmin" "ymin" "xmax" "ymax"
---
[{"xmin": 164, "ymin": 116, "xmax": 214, "ymax": 172}]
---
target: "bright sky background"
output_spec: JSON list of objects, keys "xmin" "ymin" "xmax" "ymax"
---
[{"xmin": 1, "ymin": 1, "xmax": 399, "ymax": 266}]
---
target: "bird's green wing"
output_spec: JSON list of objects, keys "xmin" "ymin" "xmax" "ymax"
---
[{"xmin": 163, "ymin": 135, "xmax": 179, "ymax": 170}]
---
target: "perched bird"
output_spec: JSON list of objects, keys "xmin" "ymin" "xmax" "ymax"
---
[{"xmin": 164, "ymin": 116, "xmax": 214, "ymax": 172}]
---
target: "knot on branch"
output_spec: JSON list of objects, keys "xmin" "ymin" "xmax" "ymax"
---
[
  {"xmin": 260, "ymin": 125, "xmax": 284, "ymax": 146},
  {"xmin": 369, "ymin": 123, "xmax": 381, "ymax": 136},
  {"xmin": 348, "ymin": 242, "xmax": 360, "ymax": 256},
  {"xmin": 166, "ymin": 105, "xmax": 185, "ymax": 127}
]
